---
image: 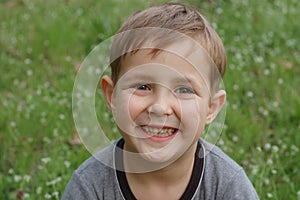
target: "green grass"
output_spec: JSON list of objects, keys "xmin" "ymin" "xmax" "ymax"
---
[{"xmin": 1, "ymin": 0, "xmax": 299, "ymax": 199}]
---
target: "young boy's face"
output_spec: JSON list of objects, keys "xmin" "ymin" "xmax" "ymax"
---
[{"xmin": 102, "ymin": 41, "xmax": 225, "ymax": 166}]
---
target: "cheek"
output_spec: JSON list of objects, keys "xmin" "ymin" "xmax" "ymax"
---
[
  {"xmin": 113, "ymin": 93, "xmax": 147, "ymax": 135},
  {"xmin": 179, "ymin": 99, "xmax": 209, "ymax": 126},
  {"xmin": 128, "ymin": 96, "xmax": 147, "ymax": 120},
  {"xmin": 112, "ymin": 93, "xmax": 132, "ymax": 125}
]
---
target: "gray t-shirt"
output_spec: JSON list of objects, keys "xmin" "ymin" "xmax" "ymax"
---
[{"xmin": 62, "ymin": 139, "xmax": 259, "ymax": 199}]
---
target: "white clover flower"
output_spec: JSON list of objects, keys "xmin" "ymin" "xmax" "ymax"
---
[
  {"xmin": 36, "ymin": 88, "xmax": 42, "ymax": 95},
  {"xmin": 271, "ymin": 169, "xmax": 277, "ymax": 174},
  {"xmin": 44, "ymin": 193, "xmax": 52, "ymax": 199},
  {"xmin": 65, "ymin": 55, "xmax": 72, "ymax": 62},
  {"xmin": 56, "ymin": 176, "xmax": 62, "ymax": 183},
  {"xmin": 53, "ymin": 128, "xmax": 58, "ymax": 136},
  {"xmin": 40, "ymin": 117, "xmax": 46, "ymax": 124},
  {"xmin": 238, "ymin": 149, "xmax": 245, "ymax": 154},
  {"xmin": 112, "ymin": 127, "xmax": 118, "ymax": 134},
  {"xmin": 235, "ymin": 52, "xmax": 242, "ymax": 61},
  {"xmin": 10, "ymin": 121, "xmax": 16, "ymax": 127},
  {"xmin": 52, "ymin": 191, "xmax": 59, "ymax": 197},
  {"xmin": 59, "ymin": 114, "xmax": 65, "ymax": 120},
  {"xmin": 64, "ymin": 160, "xmax": 71, "ymax": 168},
  {"xmin": 14, "ymin": 175, "xmax": 22, "ymax": 182},
  {"xmin": 24, "ymin": 58, "xmax": 31, "ymax": 65},
  {"xmin": 263, "ymin": 69, "xmax": 270, "ymax": 76},
  {"xmin": 23, "ymin": 174, "xmax": 31, "ymax": 182},
  {"xmin": 23, "ymin": 193, "xmax": 30, "ymax": 199},
  {"xmin": 46, "ymin": 177, "xmax": 62, "ymax": 186},
  {"xmin": 218, "ymin": 139, "xmax": 225, "ymax": 146},
  {"xmin": 43, "ymin": 137, "xmax": 51, "ymax": 144},
  {"xmin": 281, "ymin": 143, "xmax": 287, "ymax": 150},
  {"xmin": 272, "ymin": 101, "xmax": 279, "ymax": 108},
  {"xmin": 233, "ymin": 84, "xmax": 239, "ymax": 91},
  {"xmin": 232, "ymin": 135, "xmax": 239, "ymax": 142},
  {"xmin": 46, "ymin": 180, "xmax": 55, "ymax": 186},
  {"xmin": 251, "ymin": 165, "xmax": 259, "ymax": 175},
  {"xmin": 267, "ymin": 193, "xmax": 273, "ymax": 198},
  {"xmin": 247, "ymin": 91, "xmax": 254, "ymax": 98},
  {"xmin": 264, "ymin": 143, "xmax": 271, "ymax": 151},
  {"xmin": 41, "ymin": 157, "xmax": 51, "ymax": 164},
  {"xmin": 26, "ymin": 70, "xmax": 33, "ymax": 76},
  {"xmin": 231, "ymin": 104, "xmax": 238, "ymax": 110},
  {"xmin": 36, "ymin": 186, "xmax": 42, "ymax": 194},
  {"xmin": 8, "ymin": 168, "xmax": 14, "ymax": 174},
  {"xmin": 291, "ymin": 145, "xmax": 299, "ymax": 152},
  {"xmin": 272, "ymin": 145, "xmax": 279, "ymax": 153},
  {"xmin": 256, "ymin": 146, "xmax": 262, "ymax": 152},
  {"xmin": 266, "ymin": 158, "xmax": 273, "ymax": 165},
  {"xmin": 264, "ymin": 179, "xmax": 270, "ymax": 185},
  {"xmin": 254, "ymin": 56, "xmax": 263, "ymax": 63},
  {"xmin": 216, "ymin": 8, "xmax": 223, "ymax": 15}
]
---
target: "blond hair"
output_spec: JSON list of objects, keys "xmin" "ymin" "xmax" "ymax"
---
[{"xmin": 110, "ymin": 2, "xmax": 226, "ymax": 84}]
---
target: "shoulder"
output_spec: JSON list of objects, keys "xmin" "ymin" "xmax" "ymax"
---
[
  {"xmin": 200, "ymin": 139, "xmax": 259, "ymax": 199},
  {"xmin": 62, "ymin": 143, "xmax": 120, "ymax": 200},
  {"xmin": 201, "ymin": 139, "xmax": 242, "ymax": 173},
  {"xmin": 75, "ymin": 143, "xmax": 115, "ymax": 178}
]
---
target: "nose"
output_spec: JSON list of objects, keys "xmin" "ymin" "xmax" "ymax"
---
[{"xmin": 147, "ymin": 90, "xmax": 174, "ymax": 116}]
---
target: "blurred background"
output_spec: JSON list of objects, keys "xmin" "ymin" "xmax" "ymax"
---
[{"xmin": 1, "ymin": 0, "xmax": 299, "ymax": 199}]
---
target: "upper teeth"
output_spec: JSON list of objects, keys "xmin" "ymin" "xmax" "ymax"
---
[{"xmin": 142, "ymin": 126, "xmax": 176, "ymax": 137}]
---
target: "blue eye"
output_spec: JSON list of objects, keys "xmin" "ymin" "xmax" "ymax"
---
[{"xmin": 175, "ymin": 87, "xmax": 194, "ymax": 94}]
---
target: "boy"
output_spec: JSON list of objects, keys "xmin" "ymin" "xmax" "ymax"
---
[{"xmin": 63, "ymin": 2, "xmax": 259, "ymax": 199}]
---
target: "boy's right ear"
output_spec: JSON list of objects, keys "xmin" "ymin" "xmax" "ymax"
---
[{"xmin": 101, "ymin": 75, "xmax": 115, "ymax": 110}]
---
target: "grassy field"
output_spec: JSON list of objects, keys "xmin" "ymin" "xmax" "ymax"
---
[{"xmin": 1, "ymin": 0, "xmax": 299, "ymax": 199}]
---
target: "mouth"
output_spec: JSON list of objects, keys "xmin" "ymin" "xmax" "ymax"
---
[{"xmin": 141, "ymin": 126, "xmax": 178, "ymax": 137}]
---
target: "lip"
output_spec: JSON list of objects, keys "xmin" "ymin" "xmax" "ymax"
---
[{"xmin": 138, "ymin": 125, "xmax": 179, "ymax": 143}]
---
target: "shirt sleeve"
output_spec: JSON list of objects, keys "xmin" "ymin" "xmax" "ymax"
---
[
  {"xmin": 221, "ymin": 169, "xmax": 260, "ymax": 200},
  {"xmin": 62, "ymin": 171, "xmax": 99, "ymax": 200}
]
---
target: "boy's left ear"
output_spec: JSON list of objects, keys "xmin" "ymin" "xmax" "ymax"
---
[{"xmin": 206, "ymin": 90, "xmax": 226, "ymax": 124}]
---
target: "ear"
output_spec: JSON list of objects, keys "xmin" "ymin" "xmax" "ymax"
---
[
  {"xmin": 101, "ymin": 75, "xmax": 115, "ymax": 110},
  {"xmin": 206, "ymin": 90, "xmax": 226, "ymax": 124}
]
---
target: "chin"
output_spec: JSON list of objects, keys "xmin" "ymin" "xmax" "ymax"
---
[
  {"xmin": 138, "ymin": 144, "xmax": 184, "ymax": 165},
  {"xmin": 142, "ymin": 153, "xmax": 173, "ymax": 164}
]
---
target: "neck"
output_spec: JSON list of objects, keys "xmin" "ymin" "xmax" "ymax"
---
[{"xmin": 124, "ymin": 142, "xmax": 197, "ymax": 185}]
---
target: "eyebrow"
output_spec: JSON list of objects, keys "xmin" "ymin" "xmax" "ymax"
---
[
  {"xmin": 173, "ymin": 75, "xmax": 206, "ymax": 86},
  {"xmin": 121, "ymin": 73, "xmax": 153, "ymax": 83}
]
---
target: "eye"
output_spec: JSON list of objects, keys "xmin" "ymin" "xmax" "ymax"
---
[
  {"xmin": 135, "ymin": 84, "xmax": 151, "ymax": 90},
  {"xmin": 174, "ymin": 86, "xmax": 195, "ymax": 94}
]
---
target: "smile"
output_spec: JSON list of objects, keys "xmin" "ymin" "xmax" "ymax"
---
[{"xmin": 141, "ymin": 126, "xmax": 177, "ymax": 137}]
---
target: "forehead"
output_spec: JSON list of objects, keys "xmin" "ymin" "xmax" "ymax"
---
[{"xmin": 118, "ymin": 39, "xmax": 214, "ymax": 85}]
